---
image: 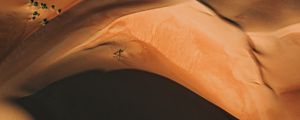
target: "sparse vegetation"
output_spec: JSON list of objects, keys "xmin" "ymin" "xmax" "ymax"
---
[
  {"xmin": 33, "ymin": 1, "xmax": 39, "ymax": 7},
  {"xmin": 41, "ymin": 18, "xmax": 49, "ymax": 26},
  {"xmin": 57, "ymin": 9, "xmax": 62, "ymax": 14},
  {"xmin": 27, "ymin": 1, "xmax": 62, "ymax": 26},
  {"xmin": 29, "ymin": 0, "xmax": 34, "ymax": 5},
  {"xmin": 32, "ymin": 11, "xmax": 40, "ymax": 16},
  {"xmin": 41, "ymin": 3, "xmax": 48, "ymax": 9}
]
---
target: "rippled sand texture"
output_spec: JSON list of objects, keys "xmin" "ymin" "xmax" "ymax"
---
[{"xmin": 0, "ymin": 0, "xmax": 300, "ymax": 119}]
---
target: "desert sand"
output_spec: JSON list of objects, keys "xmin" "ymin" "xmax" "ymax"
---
[{"xmin": 0, "ymin": 0, "xmax": 300, "ymax": 119}]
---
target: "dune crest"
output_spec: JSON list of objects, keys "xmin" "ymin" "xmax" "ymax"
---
[{"xmin": 0, "ymin": 0, "xmax": 300, "ymax": 119}]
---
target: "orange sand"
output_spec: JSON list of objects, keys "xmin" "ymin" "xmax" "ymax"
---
[{"xmin": 0, "ymin": 0, "xmax": 300, "ymax": 119}]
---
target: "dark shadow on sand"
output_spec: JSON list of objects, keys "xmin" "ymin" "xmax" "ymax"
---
[{"xmin": 16, "ymin": 69, "xmax": 237, "ymax": 120}]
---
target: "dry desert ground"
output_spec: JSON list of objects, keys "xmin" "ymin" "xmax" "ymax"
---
[{"xmin": 0, "ymin": 0, "xmax": 300, "ymax": 119}]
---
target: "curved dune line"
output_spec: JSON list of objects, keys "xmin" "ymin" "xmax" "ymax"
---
[{"xmin": 1, "ymin": 0, "xmax": 300, "ymax": 119}]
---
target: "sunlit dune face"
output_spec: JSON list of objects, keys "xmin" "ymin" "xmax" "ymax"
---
[{"xmin": 0, "ymin": 0, "xmax": 300, "ymax": 119}]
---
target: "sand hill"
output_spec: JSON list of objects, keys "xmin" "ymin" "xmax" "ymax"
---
[{"xmin": 0, "ymin": 0, "xmax": 300, "ymax": 119}]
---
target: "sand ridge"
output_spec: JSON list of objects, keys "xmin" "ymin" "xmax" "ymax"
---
[{"xmin": 0, "ymin": 0, "xmax": 300, "ymax": 119}]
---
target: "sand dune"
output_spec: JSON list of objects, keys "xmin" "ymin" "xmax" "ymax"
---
[{"xmin": 0, "ymin": 0, "xmax": 300, "ymax": 119}]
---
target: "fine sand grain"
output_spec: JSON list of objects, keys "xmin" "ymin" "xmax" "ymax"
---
[{"xmin": 0, "ymin": 0, "xmax": 300, "ymax": 119}]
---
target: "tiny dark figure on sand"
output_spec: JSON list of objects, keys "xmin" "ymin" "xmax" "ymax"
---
[{"xmin": 113, "ymin": 49, "xmax": 125, "ymax": 60}]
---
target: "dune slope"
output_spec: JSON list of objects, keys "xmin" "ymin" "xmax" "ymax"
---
[{"xmin": 0, "ymin": 0, "xmax": 300, "ymax": 119}]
